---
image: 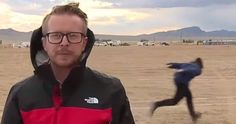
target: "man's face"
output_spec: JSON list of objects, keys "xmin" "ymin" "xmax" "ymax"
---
[{"xmin": 42, "ymin": 14, "xmax": 87, "ymax": 68}]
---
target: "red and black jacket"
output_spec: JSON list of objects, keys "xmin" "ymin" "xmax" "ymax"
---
[{"xmin": 1, "ymin": 28, "xmax": 135, "ymax": 124}]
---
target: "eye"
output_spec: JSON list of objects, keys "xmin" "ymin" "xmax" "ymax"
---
[
  {"xmin": 68, "ymin": 33, "xmax": 81, "ymax": 39},
  {"xmin": 50, "ymin": 33, "xmax": 62, "ymax": 39},
  {"xmin": 69, "ymin": 33, "xmax": 79, "ymax": 37}
]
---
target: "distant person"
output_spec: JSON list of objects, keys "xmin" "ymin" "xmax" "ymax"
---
[
  {"xmin": 1, "ymin": 2, "xmax": 135, "ymax": 124},
  {"xmin": 150, "ymin": 58, "xmax": 203, "ymax": 122}
]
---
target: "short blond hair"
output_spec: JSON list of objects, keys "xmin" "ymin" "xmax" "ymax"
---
[{"xmin": 42, "ymin": 2, "xmax": 88, "ymax": 35}]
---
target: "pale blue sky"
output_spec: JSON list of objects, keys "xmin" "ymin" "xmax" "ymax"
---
[{"xmin": 0, "ymin": 0, "xmax": 236, "ymax": 35}]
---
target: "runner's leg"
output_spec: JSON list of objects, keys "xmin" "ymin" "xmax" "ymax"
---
[
  {"xmin": 151, "ymin": 84, "xmax": 184, "ymax": 115},
  {"xmin": 185, "ymin": 87, "xmax": 201, "ymax": 121}
]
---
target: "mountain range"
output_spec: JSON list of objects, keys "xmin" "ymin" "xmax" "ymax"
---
[{"xmin": 1, "ymin": 26, "xmax": 236, "ymax": 42}]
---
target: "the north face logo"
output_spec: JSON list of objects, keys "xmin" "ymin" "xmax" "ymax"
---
[{"xmin": 84, "ymin": 97, "xmax": 99, "ymax": 104}]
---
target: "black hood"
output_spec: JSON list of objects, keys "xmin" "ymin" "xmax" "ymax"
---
[{"xmin": 30, "ymin": 27, "xmax": 95, "ymax": 72}]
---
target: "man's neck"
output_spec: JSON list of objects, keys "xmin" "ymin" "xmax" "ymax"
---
[{"xmin": 50, "ymin": 64, "xmax": 73, "ymax": 84}]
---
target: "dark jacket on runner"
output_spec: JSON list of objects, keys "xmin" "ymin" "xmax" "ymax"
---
[{"xmin": 168, "ymin": 63, "xmax": 202, "ymax": 86}]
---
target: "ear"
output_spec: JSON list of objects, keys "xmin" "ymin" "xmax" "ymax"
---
[
  {"xmin": 82, "ymin": 37, "xmax": 88, "ymax": 51},
  {"xmin": 41, "ymin": 37, "xmax": 47, "ymax": 52}
]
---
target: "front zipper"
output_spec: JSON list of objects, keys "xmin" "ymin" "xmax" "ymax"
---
[
  {"xmin": 53, "ymin": 84, "xmax": 62, "ymax": 109},
  {"xmin": 52, "ymin": 84, "xmax": 62, "ymax": 124}
]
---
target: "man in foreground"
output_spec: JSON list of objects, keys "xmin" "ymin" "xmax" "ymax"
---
[{"xmin": 1, "ymin": 3, "xmax": 135, "ymax": 124}]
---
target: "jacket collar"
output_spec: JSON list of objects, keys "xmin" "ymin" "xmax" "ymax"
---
[{"xmin": 37, "ymin": 64, "xmax": 85, "ymax": 87}]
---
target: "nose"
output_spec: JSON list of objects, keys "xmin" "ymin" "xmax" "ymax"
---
[{"xmin": 60, "ymin": 35, "xmax": 69, "ymax": 46}]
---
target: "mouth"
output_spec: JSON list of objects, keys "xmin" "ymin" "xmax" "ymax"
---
[
  {"xmin": 58, "ymin": 52, "xmax": 70, "ymax": 54},
  {"xmin": 56, "ymin": 50, "xmax": 73, "ymax": 55}
]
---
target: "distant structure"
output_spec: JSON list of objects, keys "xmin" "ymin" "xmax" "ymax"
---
[
  {"xmin": 0, "ymin": 40, "xmax": 2, "ymax": 48},
  {"xmin": 203, "ymin": 39, "xmax": 236, "ymax": 45},
  {"xmin": 160, "ymin": 42, "xmax": 170, "ymax": 46},
  {"xmin": 183, "ymin": 39, "xmax": 194, "ymax": 44},
  {"xmin": 181, "ymin": 39, "xmax": 236, "ymax": 45},
  {"xmin": 94, "ymin": 39, "xmax": 123, "ymax": 46},
  {"xmin": 20, "ymin": 42, "xmax": 30, "ymax": 47},
  {"xmin": 137, "ymin": 39, "xmax": 155, "ymax": 46},
  {"xmin": 12, "ymin": 41, "xmax": 30, "ymax": 48},
  {"xmin": 0, "ymin": 40, "xmax": 13, "ymax": 48}
]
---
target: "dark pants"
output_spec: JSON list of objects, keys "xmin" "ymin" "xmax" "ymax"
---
[{"xmin": 152, "ymin": 84, "xmax": 196, "ymax": 118}]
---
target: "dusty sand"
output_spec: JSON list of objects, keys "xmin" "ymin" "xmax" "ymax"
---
[{"xmin": 0, "ymin": 45, "xmax": 236, "ymax": 124}]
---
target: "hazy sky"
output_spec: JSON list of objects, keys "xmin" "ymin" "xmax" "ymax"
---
[{"xmin": 0, "ymin": 0, "xmax": 236, "ymax": 35}]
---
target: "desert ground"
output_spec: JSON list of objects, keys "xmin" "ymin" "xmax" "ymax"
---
[{"xmin": 0, "ymin": 45, "xmax": 236, "ymax": 124}]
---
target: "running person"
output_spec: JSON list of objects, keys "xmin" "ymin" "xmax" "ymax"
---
[{"xmin": 151, "ymin": 58, "xmax": 203, "ymax": 122}]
